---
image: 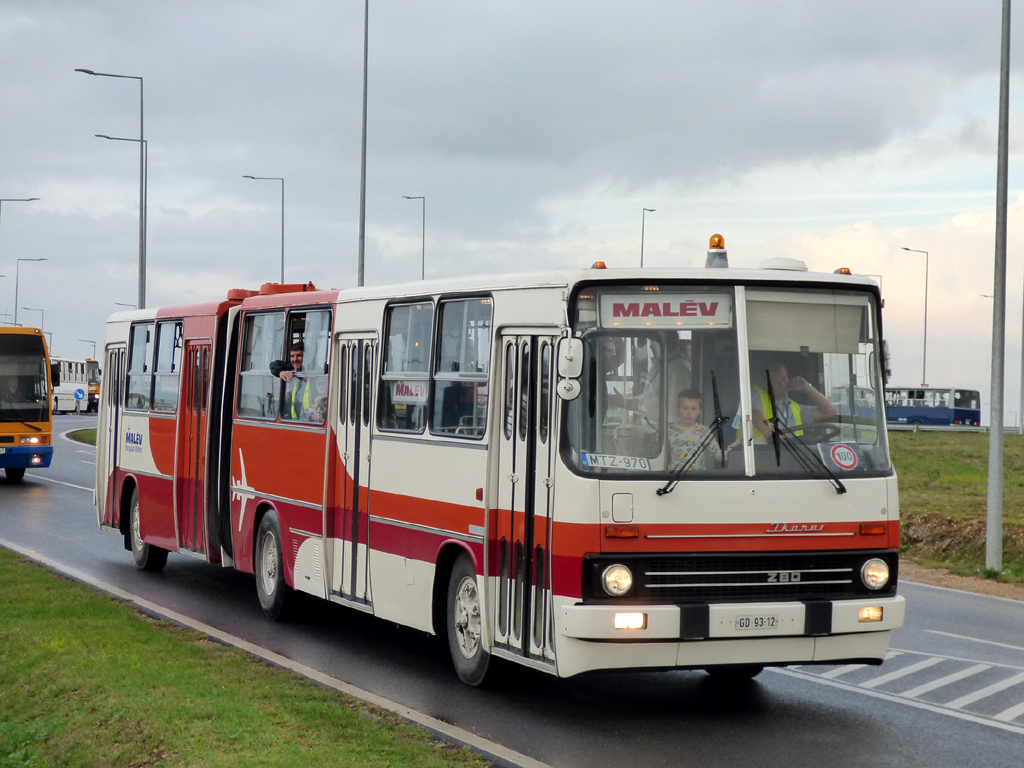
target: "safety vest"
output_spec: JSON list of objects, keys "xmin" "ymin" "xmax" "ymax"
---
[
  {"xmin": 738, "ymin": 385, "xmax": 803, "ymax": 441},
  {"xmin": 288, "ymin": 378, "xmax": 311, "ymax": 419}
]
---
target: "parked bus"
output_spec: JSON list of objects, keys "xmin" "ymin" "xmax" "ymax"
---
[
  {"xmin": 52, "ymin": 357, "xmax": 99, "ymax": 413},
  {"xmin": 884, "ymin": 387, "xmax": 981, "ymax": 426},
  {"xmin": 0, "ymin": 327, "xmax": 55, "ymax": 481},
  {"xmin": 96, "ymin": 238, "xmax": 904, "ymax": 684}
]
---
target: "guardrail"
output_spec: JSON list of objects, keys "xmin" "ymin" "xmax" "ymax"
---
[{"xmin": 887, "ymin": 423, "xmax": 990, "ymax": 433}]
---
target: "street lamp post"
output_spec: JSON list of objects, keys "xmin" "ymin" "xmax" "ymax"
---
[
  {"xmin": 14, "ymin": 258, "xmax": 46, "ymax": 326},
  {"xmin": 76, "ymin": 68, "xmax": 145, "ymax": 309},
  {"xmin": 243, "ymin": 176, "xmax": 285, "ymax": 283},
  {"xmin": 901, "ymin": 247, "xmax": 929, "ymax": 386},
  {"xmin": 403, "ymin": 196, "xmax": 425, "ymax": 280},
  {"xmin": 78, "ymin": 339, "xmax": 97, "ymax": 358},
  {"xmin": 357, "ymin": 0, "xmax": 369, "ymax": 287},
  {"xmin": 0, "ymin": 198, "xmax": 40, "ymax": 271},
  {"xmin": 640, "ymin": 208, "xmax": 655, "ymax": 268},
  {"xmin": 21, "ymin": 306, "xmax": 43, "ymax": 331},
  {"xmin": 96, "ymin": 136, "xmax": 146, "ymax": 287}
]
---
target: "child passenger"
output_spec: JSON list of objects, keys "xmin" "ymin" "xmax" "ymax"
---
[{"xmin": 668, "ymin": 389, "xmax": 723, "ymax": 471}]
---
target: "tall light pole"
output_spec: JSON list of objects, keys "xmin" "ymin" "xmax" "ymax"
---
[
  {"xmin": 21, "ymin": 306, "xmax": 43, "ymax": 331},
  {"xmin": 403, "ymin": 196, "xmax": 425, "ymax": 280},
  {"xmin": 14, "ymin": 258, "xmax": 46, "ymax": 326},
  {"xmin": 96, "ymin": 136, "xmax": 146, "ymax": 287},
  {"xmin": 243, "ymin": 176, "xmax": 285, "ymax": 283},
  {"xmin": 0, "ymin": 197, "xmax": 39, "ymax": 271},
  {"xmin": 76, "ymin": 68, "xmax": 145, "ymax": 309},
  {"xmin": 357, "ymin": 0, "xmax": 369, "ymax": 287},
  {"xmin": 78, "ymin": 339, "xmax": 97, "ymax": 358},
  {"xmin": 640, "ymin": 208, "xmax": 655, "ymax": 268},
  {"xmin": 901, "ymin": 247, "xmax": 929, "ymax": 386}
]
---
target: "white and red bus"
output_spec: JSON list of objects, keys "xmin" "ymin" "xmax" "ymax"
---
[{"xmin": 96, "ymin": 238, "xmax": 904, "ymax": 684}]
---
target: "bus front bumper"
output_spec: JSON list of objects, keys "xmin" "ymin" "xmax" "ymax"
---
[
  {"xmin": 553, "ymin": 595, "xmax": 905, "ymax": 677},
  {"xmin": 0, "ymin": 445, "xmax": 54, "ymax": 469}
]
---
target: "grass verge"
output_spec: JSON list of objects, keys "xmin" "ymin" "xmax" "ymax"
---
[
  {"xmin": 0, "ymin": 547, "xmax": 487, "ymax": 768},
  {"xmin": 65, "ymin": 428, "xmax": 96, "ymax": 446},
  {"xmin": 891, "ymin": 431, "xmax": 1024, "ymax": 583}
]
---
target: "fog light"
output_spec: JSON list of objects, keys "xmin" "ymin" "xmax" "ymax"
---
[
  {"xmin": 614, "ymin": 612, "xmax": 647, "ymax": 630},
  {"xmin": 602, "ymin": 564, "xmax": 633, "ymax": 596},
  {"xmin": 30, "ymin": 456, "xmax": 42, "ymax": 465},
  {"xmin": 858, "ymin": 606, "xmax": 883, "ymax": 623},
  {"xmin": 860, "ymin": 558, "xmax": 890, "ymax": 590}
]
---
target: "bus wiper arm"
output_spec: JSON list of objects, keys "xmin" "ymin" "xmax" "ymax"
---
[
  {"xmin": 657, "ymin": 414, "xmax": 727, "ymax": 496},
  {"xmin": 764, "ymin": 370, "xmax": 782, "ymax": 468},
  {"xmin": 710, "ymin": 370, "xmax": 726, "ymax": 468},
  {"xmin": 20, "ymin": 421, "xmax": 42, "ymax": 432},
  {"xmin": 770, "ymin": 419, "xmax": 847, "ymax": 495}
]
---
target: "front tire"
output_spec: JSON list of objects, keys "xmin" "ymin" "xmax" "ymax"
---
[
  {"xmin": 5, "ymin": 468, "xmax": 25, "ymax": 482},
  {"xmin": 129, "ymin": 489, "xmax": 168, "ymax": 571},
  {"xmin": 447, "ymin": 553, "xmax": 492, "ymax": 686},
  {"xmin": 255, "ymin": 511, "xmax": 291, "ymax": 620}
]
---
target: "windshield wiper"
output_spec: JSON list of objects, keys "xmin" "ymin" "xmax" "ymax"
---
[
  {"xmin": 20, "ymin": 421, "xmax": 42, "ymax": 432},
  {"xmin": 764, "ymin": 370, "xmax": 782, "ymax": 467},
  {"xmin": 657, "ymin": 371, "xmax": 727, "ymax": 496},
  {"xmin": 768, "ymin": 418, "xmax": 847, "ymax": 495}
]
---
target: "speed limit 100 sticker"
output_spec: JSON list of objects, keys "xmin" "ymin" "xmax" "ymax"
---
[{"xmin": 830, "ymin": 443, "xmax": 859, "ymax": 470}]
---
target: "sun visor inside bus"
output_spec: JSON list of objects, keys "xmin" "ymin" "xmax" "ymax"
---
[{"xmin": 745, "ymin": 290, "xmax": 867, "ymax": 354}]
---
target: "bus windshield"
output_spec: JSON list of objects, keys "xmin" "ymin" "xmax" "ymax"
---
[
  {"xmin": 87, "ymin": 360, "xmax": 101, "ymax": 386},
  {"xmin": 0, "ymin": 334, "xmax": 50, "ymax": 423},
  {"xmin": 565, "ymin": 284, "xmax": 889, "ymax": 479}
]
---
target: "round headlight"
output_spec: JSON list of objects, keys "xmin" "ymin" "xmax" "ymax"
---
[
  {"xmin": 602, "ymin": 564, "xmax": 633, "ymax": 597},
  {"xmin": 861, "ymin": 558, "xmax": 890, "ymax": 590}
]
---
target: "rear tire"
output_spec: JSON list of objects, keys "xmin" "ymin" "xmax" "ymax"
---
[
  {"xmin": 703, "ymin": 665, "xmax": 764, "ymax": 682},
  {"xmin": 255, "ymin": 511, "xmax": 291, "ymax": 620},
  {"xmin": 447, "ymin": 553, "xmax": 492, "ymax": 686},
  {"xmin": 129, "ymin": 489, "xmax": 168, "ymax": 571},
  {"xmin": 5, "ymin": 468, "xmax": 25, "ymax": 482}
]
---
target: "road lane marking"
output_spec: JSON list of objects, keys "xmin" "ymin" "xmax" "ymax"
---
[
  {"xmin": 0, "ymin": 537, "xmax": 554, "ymax": 768},
  {"xmin": 994, "ymin": 698, "xmax": 1024, "ymax": 722},
  {"xmin": 860, "ymin": 656, "xmax": 944, "ymax": 689},
  {"xmin": 24, "ymin": 474, "xmax": 93, "ymax": 492},
  {"xmin": 945, "ymin": 671, "xmax": 1024, "ymax": 710},
  {"xmin": 771, "ymin": 667, "xmax": 1024, "ymax": 736},
  {"xmin": 900, "ymin": 664, "xmax": 991, "ymax": 699},
  {"xmin": 819, "ymin": 664, "xmax": 865, "ymax": 679},
  {"xmin": 925, "ymin": 630, "xmax": 1024, "ymax": 654}
]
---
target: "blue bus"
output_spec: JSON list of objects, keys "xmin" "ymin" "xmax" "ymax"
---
[{"xmin": 885, "ymin": 387, "xmax": 981, "ymax": 426}]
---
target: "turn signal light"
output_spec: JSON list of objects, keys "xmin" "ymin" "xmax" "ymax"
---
[
  {"xmin": 859, "ymin": 523, "xmax": 887, "ymax": 535},
  {"xmin": 605, "ymin": 526, "xmax": 639, "ymax": 538}
]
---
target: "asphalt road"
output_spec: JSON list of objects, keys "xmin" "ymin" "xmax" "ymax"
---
[{"xmin": 3, "ymin": 414, "xmax": 1023, "ymax": 767}]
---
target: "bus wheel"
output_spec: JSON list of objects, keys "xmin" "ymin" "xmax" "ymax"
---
[
  {"xmin": 447, "ymin": 553, "xmax": 492, "ymax": 686},
  {"xmin": 255, "ymin": 511, "xmax": 291, "ymax": 620},
  {"xmin": 5, "ymin": 468, "xmax": 25, "ymax": 482},
  {"xmin": 703, "ymin": 665, "xmax": 764, "ymax": 682},
  {"xmin": 129, "ymin": 489, "xmax": 168, "ymax": 572}
]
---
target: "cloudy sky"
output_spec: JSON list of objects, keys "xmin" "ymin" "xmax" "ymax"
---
[{"xmin": 3, "ymin": 1, "xmax": 1024, "ymax": 422}]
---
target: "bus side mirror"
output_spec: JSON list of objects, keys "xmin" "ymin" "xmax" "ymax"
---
[
  {"xmin": 50, "ymin": 362, "xmax": 60, "ymax": 388},
  {"xmin": 557, "ymin": 338, "xmax": 584, "ymax": 379},
  {"xmin": 881, "ymin": 341, "xmax": 892, "ymax": 382}
]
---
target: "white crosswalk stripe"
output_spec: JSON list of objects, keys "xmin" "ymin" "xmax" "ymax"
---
[
  {"xmin": 860, "ymin": 656, "xmax": 944, "ymax": 689},
  {"xmin": 945, "ymin": 671, "xmax": 1024, "ymax": 710},
  {"xmin": 899, "ymin": 664, "xmax": 990, "ymax": 699}
]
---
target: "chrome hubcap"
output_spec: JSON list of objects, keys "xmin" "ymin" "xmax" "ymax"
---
[
  {"xmin": 260, "ymin": 531, "xmax": 278, "ymax": 595},
  {"xmin": 454, "ymin": 575, "xmax": 481, "ymax": 659},
  {"xmin": 131, "ymin": 502, "xmax": 143, "ymax": 553}
]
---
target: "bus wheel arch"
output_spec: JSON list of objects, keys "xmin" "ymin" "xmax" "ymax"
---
[
  {"xmin": 432, "ymin": 543, "xmax": 475, "ymax": 637},
  {"xmin": 441, "ymin": 547, "xmax": 493, "ymax": 686},
  {"xmin": 126, "ymin": 485, "xmax": 168, "ymax": 572},
  {"xmin": 119, "ymin": 477, "xmax": 139, "ymax": 540}
]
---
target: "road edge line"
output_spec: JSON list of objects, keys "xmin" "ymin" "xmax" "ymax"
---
[{"xmin": 0, "ymin": 537, "xmax": 553, "ymax": 768}]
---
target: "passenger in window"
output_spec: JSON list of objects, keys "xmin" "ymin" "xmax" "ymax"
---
[
  {"xmin": 0, "ymin": 377, "xmax": 22, "ymax": 406},
  {"xmin": 743, "ymin": 360, "xmax": 837, "ymax": 441},
  {"xmin": 668, "ymin": 389, "xmax": 722, "ymax": 470},
  {"xmin": 270, "ymin": 342, "xmax": 311, "ymax": 420}
]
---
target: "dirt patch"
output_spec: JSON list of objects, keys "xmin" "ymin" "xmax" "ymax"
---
[{"xmin": 900, "ymin": 561, "xmax": 1024, "ymax": 602}]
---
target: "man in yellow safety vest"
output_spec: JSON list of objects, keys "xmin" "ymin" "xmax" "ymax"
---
[
  {"xmin": 270, "ymin": 342, "xmax": 311, "ymax": 420},
  {"xmin": 743, "ymin": 360, "xmax": 837, "ymax": 441}
]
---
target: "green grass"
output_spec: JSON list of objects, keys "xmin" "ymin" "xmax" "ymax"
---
[
  {"xmin": 0, "ymin": 548, "xmax": 487, "ymax": 768},
  {"xmin": 890, "ymin": 431, "xmax": 1024, "ymax": 582},
  {"xmin": 66, "ymin": 428, "xmax": 96, "ymax": 446}
]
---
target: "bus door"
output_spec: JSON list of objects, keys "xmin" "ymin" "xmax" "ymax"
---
[
  {"xmin": 98, "ymin": 344, "xmax": 126, "ymax": 529},
  {"xmin": 329, "ymin": 335, "xmax": 377, "ymax": 604},
  {"xmin": 494, "ymin": 331, "xmax": 558, "ymax": 658},
  {"xmin": 176, "ymin": 341, "xmax": 210, "ymax": 553}
]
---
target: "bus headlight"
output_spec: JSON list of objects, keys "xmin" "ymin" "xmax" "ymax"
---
[
  {"xmin": 861, "ymin": 558, "xmax": 890, "ymax": 590},
  {"xmin": 602, "ymin": 564, "xmax": 633, "ymax": 596},
  {"xmin": 20, "ymin": 436, "xmax": 41, "ymax": 445}
]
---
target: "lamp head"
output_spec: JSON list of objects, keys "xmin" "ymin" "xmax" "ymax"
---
[{"xmin": 74, "ymin": 68, "xmax": 96, "ymax": 75}]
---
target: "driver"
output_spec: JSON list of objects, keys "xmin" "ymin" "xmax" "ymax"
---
[{"xmin": 740, "ymin": 360, "xmax": 837, "ymax": 442}]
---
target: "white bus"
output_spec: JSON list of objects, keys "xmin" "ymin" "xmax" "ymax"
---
[
  {"xmin": 96, "ymin": 236, "xmax": 904, "ymax": 685},
  {"xmin": 51, "ymin": 357, "xmax": 94, "ymax": 414}
]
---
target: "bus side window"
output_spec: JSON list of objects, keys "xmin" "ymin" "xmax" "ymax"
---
[
  {"xmin": 151, "ymin": 321, "xmax": 183, "ymax": 413},
  {"xmin": 378, "ymin": 302, "xmax": 432, "ymax": 433},
  {"xmin": 126, "ymin": 322, "xmax": 155, "ymax": 411},
  {"xmin": 431, "ymin": 297, "xmax": 492, "ymax": 439},
  {"xmin": 237, "ymin": 312, "xmax": 285, "ymax": 420}
]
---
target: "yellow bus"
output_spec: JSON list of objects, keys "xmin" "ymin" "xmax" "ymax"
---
[{"xmin": 0, "ymin": 327, "xmax": 54, "ymax": 481}]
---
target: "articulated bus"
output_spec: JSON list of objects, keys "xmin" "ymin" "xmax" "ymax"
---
[
  {"xmin": 96, "ymin": 238, "xmax": 904, "ymax": 684},
  {"xmin": 52, "ymin": 356, "xmax": 102, "ymax": 414},
  {"xmin": 885, "ymin": 387, "xmax": 981, "ymax": 427},
  {"xmin": 0, "ymin": 327, "xmax": 54, "ymax": 481}
]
